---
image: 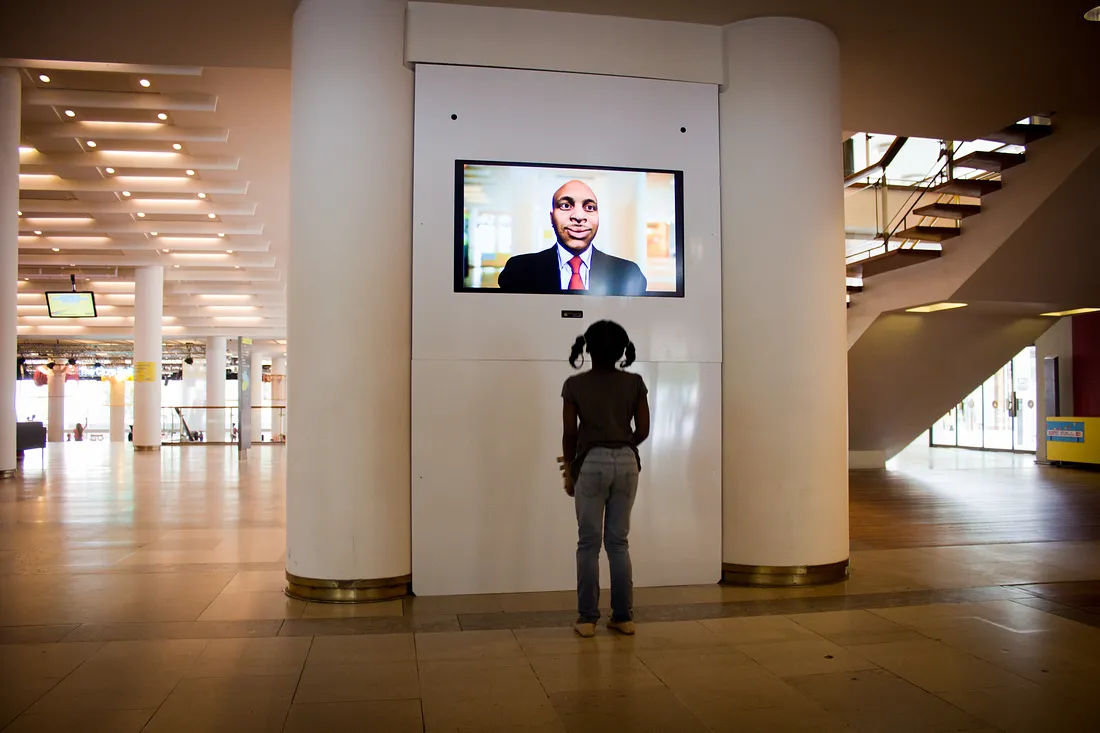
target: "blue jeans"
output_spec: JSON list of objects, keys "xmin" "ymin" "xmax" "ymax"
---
[{"xmin": 574, "ymin": 447, "xmax": 639, "ymax": 624}]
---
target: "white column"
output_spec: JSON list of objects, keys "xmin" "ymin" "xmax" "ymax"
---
[
  {"xmin": 272, "ymin": 355, "xmax": 287, "ymax": 441},
  {"xmin": 250, "ymin": 347, "xmax": 264, "ymax": 443},
  {"xmin": 720, "ymin": 18, "xmax": 849, "ymax": 585},
  {"xmin": 286, "ymin": 0, "xmax": 413, "ymax": 601},
  {"xmin": 47, "ymin": 367, "xmax": 66, "ymax": 442},
  {"xmin": 0, "ymin": 69, "xmax": 19, "ymax": 476},
  {"xmin": 206, "ymin": 336, "xmax": 227, "ymax": 442},
  {"xmin": 133, "ymin": 266, "xmax": 163, "ymax": 450},
  {"xmin": 109, "ymin": 377, "xmax": 126, "ymax": 442}
]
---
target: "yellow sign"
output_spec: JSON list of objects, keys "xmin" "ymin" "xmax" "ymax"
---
[
  {"xmin": 241, "ymin": 337, "xmax": 252, "ymax": 345},
  {"xmin": 134, "ymin": 361, "xmax": 157, "ymax": 382}
]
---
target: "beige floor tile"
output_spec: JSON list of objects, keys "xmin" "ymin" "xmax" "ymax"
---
[
  {"xmin": 549, "ymin": 687, "xmax": 709, "ymax": 733},
  {"xmin": 529, "ymin": 652, "xmax": 664, "ymax": 694},
  {"xmin": 0, "ymin": 676, "xmax": 62, "ymax": 729},
  {"xmin": 143, "ymin": 673, "xmax": 299, "ymax": 733},
  {"xmin": 415, "ymin": 629, "xmax": 524, "ymax": 661},
  {"xmin": 940, "ymin": 684, "xmax": 1100, "ymax": 733},
  {"xmin": 870, "ymin": 601, "xmax": 1069, "ymax": 633},
  {"xmin": 307, "ymin": 633, "xmax": 415, "ymax": 665},
  {"xmin": 787, "ymin": 609, "xmax": 932, "ymax": 646},
  {"xmin": 701, "ymin": 615, "xmax": 824, "ymax": 645},
  {"xmin": 408, "ymin": 593, "xmax": 507, "ymax": 616},
  {"xmin": 2, "ymin": 709, "xmax": 154, "ymax": 732},
  {"xmin": 185, "ymin": 637, "xmax": 312, "ymax": 677},
  {"xmin": 419, "ymin": 658, "xmax": 545, "ymax": 699},
  {"xmin": 282, "ymin": 699, "xmax": 424, "ymax": 733},
  {"xmin": 637, "ymin": 650, "xmax": 785, "ymax": 698},
  {"xmin": 615, "ymin": 621, "xmax": 727, "ymax": 651},
  {"xmin": 423, "ymin": 685, "xmax": 557, "ymax": 731},
  {"xmin": 300, "ymin": 598, "xmax": 404, "ymax": 619},
  {"xmin": 632, "ymin": 585, "xmax": 730, "ymax": 606},
  {"xmin": 0, "ymin": 641, "xmax": 102, "ymax": 678},
  {"xmin": 499, "ymin": 590, "xmax": 577, "ymax": 613},
  {"xmin": 789, "ymin": 668, "xmax": 988, "ymax": 732},
  {"xmin": 674, "ymin": 689, "xmax": 853, "ymax": 732},
  {"xmin": 61, "ymin": 619, "xmax": 283, "ymax": 642},
  {"xmin": 738, "ymin": 638, "xmax": 879, "ymax": 678},
  {"xmin": 514, "ymin": 625, "xmax": 628, "ymax": 657},
  {"xmin": 80, "ymin": 638, "xmax": 210, "ymax": 673},
  {"xmin": 197, "ymin": 590, "xmax": 306, "ymax": 621},
  {"xmin": 294, "ymin": 661, "xmax": 420, "ymax": 703},
  {"xmin": 221, "ymin": 570, "xmax": 288, "ymax": 594},
  {"xmin": 854, "ymin": 639, "xmax": 1032, "ymax": 693},
  {"xmin": 26, "ymin": 668, "xmax": 185, "ymax": 714}
]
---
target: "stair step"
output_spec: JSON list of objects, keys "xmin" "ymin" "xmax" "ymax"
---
[
  {"xmin": 932, "ymin": 179, "xmax": 1003, "ymax": 198},
  {"xmin": 846, "ymin": 284, "xmax": 863, "ymax": 294},
  {"xmin": 847, "ymin": 249, "xmax": 942, "ymax": 279},
  {"xmin": 892, "ymin": 226, "xmax": 961, "ymax": 243},
  {"xmin": 955, "ymin": 150, "xmax": 1025, "ymax": 173},
  {"xmin": 913, "ymin": 202, "xmax": 982, "ymax": 220},
  {"xmin": 984, "ymin": 123, "xmax": 1053, "ymax": 146}
]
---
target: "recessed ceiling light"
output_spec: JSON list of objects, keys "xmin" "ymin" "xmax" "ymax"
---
[
  {"xmin": 226, "ymin": 249, "xmax": 233, "ymax": 254},
  {"xmin": 33, "ymin": 230, "xmax": 43, "ymax": 235},
  {"xmin": 64, "ymin": 109, "xmax": 76, "ymax": 118},
  {"xmin": 207, "ymin": 213, "xmax": 216, "ymax": 219},
  {"xmin": 234, "ymin": 265, "xmax": 240, "ymax": 269},
  {"xmin": 136, "ymin": 212, "xmax": 146, "ymax": 218},
  {"xmin": 1040, "ymin": 307, "xmax": 1100, "ymax": 317},
  {"xmin": 173, "ymin": 264, "xmax": 180, "ymax": 268},
  {"xmin": 51, "ymin": 247, "xmax": 59, "ymax": 252},
  {"xmin": 1086, "ymin": 5, "xmax": 1100, "ymax": 21},
  {"xmin": 122, "ymin": 191, "xmax": 131, "ymax": 197},
  {"xmin": 39, "ymin": 74, "xmax": 50, "ymax": 83},
  {"xmin": 197, "ymin": 192, "xmax": 206, "ymax": 199},
  {"xmin": 163, "ymin": 249, "xmax": 170, "ymax": 253},
  {"xmin": 139, "ymin": 78, "xmax": 151, "ymax": 88},
  {"xmin": 905, "ymin": 302, "xmax": 968, "ymax": 313},
  {"xmin": 185, "ymin": 169, "xmax": 195, "ymax": 176},
  {"xmin": 16, "ymin": 211, "xmax": 21, "ymax": 216},
  {"xmin": 172, "ymin": 143, "xmax": 182, "ymax": 150},
  {"xmin": 157, "ymin": 113, "xmax": 168, "ymax": 120},
  {"xmin": 217, "ymin": 233, "xmax": 225, "ymax": 237},
  {"xmin": 104, "ymin": 167, "xmax": 115, "ymax": 174},
  {"xmin": 85, "ymin": 140, "xmax": 97, "ymax": 148},
  {"xmin": 150, "ymin": 232, "xmax": 158, "ymax": 236}
]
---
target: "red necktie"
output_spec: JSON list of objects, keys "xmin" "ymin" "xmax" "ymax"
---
[{"xmin": 568, "ymin": 255, "xmax": 584, "ymax": 290}]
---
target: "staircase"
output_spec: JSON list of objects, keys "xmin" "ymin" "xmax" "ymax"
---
[{"xmin": 845, "ymin": 120, "xmax": 1053, "ymax": 293}]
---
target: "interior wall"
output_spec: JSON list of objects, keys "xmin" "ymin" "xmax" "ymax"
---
[
  {"xmin": 1073, "ymin": 312, "xmax": 1100, "ymax": 417},
  {"xmin": 1035, "ymin": 317, "xmax": 1074, "ymax": 463},
  {"xmin": 410, "ymin": 65, "xmax": 722, "ymax": 596}
]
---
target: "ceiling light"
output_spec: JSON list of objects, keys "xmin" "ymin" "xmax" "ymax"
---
[
  {"xmin": 1086, "ymin": 5, "xmax": 1100, "ymax": 21},
  {"xmin": 226, "ymin": 249, "xmax": 233, "ymax": 254},
  {"xmin": 217, "ymin": 233, "xmax": 225, "ymax": 238},
  {"xmin": 150, "ymin": 232, "xmax": 158, "ymax": 236},
  {"xmin": 162, "ymin": 249, "xmax": 170, "ymax": 253},
  {"xmin": 136, "ymin": 212, "xmax": 145, "ymax": 218},
  {"xmin": 234, "ymin": 265, "xmax": 240, "ymax": 269},
  {"xmin": 122, "ymin": 191, "xmax": 131, "ymax": 197},
  {"xmin": 157, "ymin": 113, "xmax": 168, "ymax": 120},
  {"xmin": 16, "ymin": 211, "xmax": 21, "ymax": 216},
  {"xmin": 1040, "ymin": 307, "xmax": 1100, "ymax": 317},
  {"xmin": 64, "ymin": 109, "xmax": 76, "ymax": 117},
  {"xmin": 208, "ymin": 213, "xmax": 216, "ymax": 219},
  {"xmin": 172, "ymin": 143, "xmax": 182, "ymax": 150},
  {"xmin": 33, "ymin": 230, "xmax": 42, "ymax": 235},
  {"xmin": 39, "ymin": 74, "xmax": 51, "ymax": 83},
  {"xmin": 197, "ymin": 192, "xmax": 206, "ymax": 199},
  {"xmin": 85, "ymin": 140, "xmax": 97, "ymax": 148},
  {"xmin": 185, "ymin": 169, "xmax": 195, "ymax": 176},
  {"xmin": 51, "ymin": 247, "xmax": 60, "ymax": 252},
  {"xmin": 139, "ymin": 78, "xmax": 151, "ymax": 88},
  {"xmin": 905, "ymin": 302, "xmax": 968, "ymax": 313},
  {"xmin": 104, "ymin": 167, "xmax": 115, "ymax": 174},
  {"xmin": 173, "ymin": 264, "xmax": 180, "ymax": 268}
]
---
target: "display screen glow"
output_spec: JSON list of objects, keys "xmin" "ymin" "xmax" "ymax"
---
[{"xmin": 45, "ymin": 291, "xmax": 98, "ymax": 318}]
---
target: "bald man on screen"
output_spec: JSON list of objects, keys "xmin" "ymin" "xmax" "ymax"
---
[{"xmin": 497, "ymin": 180, "xmax": 648, "ymax": 296}]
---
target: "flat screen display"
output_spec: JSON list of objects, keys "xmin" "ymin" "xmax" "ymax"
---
[
  {"xmin": 455, "ymin": 161, "xmax": 684, "ymax": 297},
  {"xmin": 45, "ymin": 291, "xmax": 97, "ymax": 318}
]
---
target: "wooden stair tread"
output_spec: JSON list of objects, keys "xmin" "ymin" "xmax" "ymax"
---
[
  {"xmin": 932, "ymin": 179, "xmax": 1002, "ymax": 197},
  {"xmin": 984, "ymin": 123, "xmax": 1053, "ymax": 146},
  {"xmin": 955, "ymin": 150, "xmax": 1025, "ymax": 173},
  {"xmin": 847, "ymin": 284, "xmax": 863, "ymax": 294},
  {"xmin": 847, "ymin": 249, "xmax": 941, "ymax": 279},
  {"xmin": 913, "ymin": 202, "xmax": 982, "ymax": 220},
  {"xmin": 892, "ymin": 226, "xmax": 960, "ymax": 242}
]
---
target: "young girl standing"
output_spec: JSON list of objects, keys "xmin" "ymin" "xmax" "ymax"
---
[{"xmin": 560, "ymin": 321, "xmax": 650, "ymax": 638}]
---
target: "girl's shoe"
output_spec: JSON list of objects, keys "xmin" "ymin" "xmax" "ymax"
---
[{"xmin": 608, "ymin": 620, "xmax": 636, "ymax": 635}]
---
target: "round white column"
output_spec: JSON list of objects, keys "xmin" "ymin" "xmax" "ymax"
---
[
  {"xmin": 286, "ymin": 0, "xmax": 413, "ymax": 601},
  {"xmin": 250, "ymin": 347, "xmax": 263, "ymax": 443},
  {"xmin": 206, "ymin": 336, "xmax": 227, "ymax": 442},
  {"xmin": 0, "ymin": 69, "xmax": 19, "ymax": 476},
  {"xmin": 720, "ymin": 18, "xmax": 849, "ymax": 585},
  {"xmin": 271, "ymin": 355, "xmax": 287, "ymax": 441},
  {"xmin": 133, "ymin": 266, "xmax": 164, "ymax": 450},
  {"xmin": 47, "ymin": 367, "xmax": 66, "ymax": 443},
  {"xmin": 109, "ymin": 377, "xmax": 126, "ymax": 443}
]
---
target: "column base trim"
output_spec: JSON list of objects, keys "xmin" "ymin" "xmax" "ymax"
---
[
  {"xmin": 133, "ymin": 445, "xmax": 161, "ymax": 452},
  {"xmin": 0, "ymin": 469, "xmax": 15, "ymax": 479},
  {"xmin": 285, "ymin": 572, "xmax": 411, "ymax": 604},
  {"xmin": 721, "ymin": 559, "xmax": 849, "ymax": 587}
]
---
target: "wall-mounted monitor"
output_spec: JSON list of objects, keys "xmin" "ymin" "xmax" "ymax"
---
[
  {"xmin": 45, "ymin": 291, "xmax": 97, "ymax": 318},
  {"xmin": 455, "ymin": 161, "xmax": 685, "ymax": 297}
]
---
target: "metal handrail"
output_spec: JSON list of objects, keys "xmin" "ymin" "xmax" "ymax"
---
[{"xmin": 844, "ymin": 136, "xmax": 910, "ymax": 188}]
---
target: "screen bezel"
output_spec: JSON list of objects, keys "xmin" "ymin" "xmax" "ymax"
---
[
  {"xmin": 45, "ymin": 291, "xmax": 98, "ymax": 318},
  {"xmin": 453, "ymin": 159, "xmax": 686, "ymax": 298}
]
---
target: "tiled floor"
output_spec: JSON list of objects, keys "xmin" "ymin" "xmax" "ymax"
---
[{"xmin": 1, "ymin": 443, "xmax": 1099, "ymax": 731}]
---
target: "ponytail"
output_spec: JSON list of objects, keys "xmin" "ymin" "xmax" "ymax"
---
[
  {"xmin": 621, "ymin": 341, "xmax": 636, "ymax": 369},
  {"xmin": 568, "ymin": 335, "xmax": 586, "ymax": 368}
]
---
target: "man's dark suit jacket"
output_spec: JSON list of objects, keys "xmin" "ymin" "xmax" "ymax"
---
[{"xmin": 497, "ymin": 246, "xmax": 648, "ymax": 296}]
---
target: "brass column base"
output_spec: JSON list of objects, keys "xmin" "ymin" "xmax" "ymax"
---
[
  {"xmin": 133, "ymin": 445, "xmax": 160, "ymax": 452},
  {"xmin": 721, "ymin": 559, "xmax": 849, "ymax": 587},
  {"xmin": 285, "ymin": 572, "xmax": 411, "ymax": 604},
  {"xmin": 0, "ymin": 469, "xmax": 15, "ymax": 479}
]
